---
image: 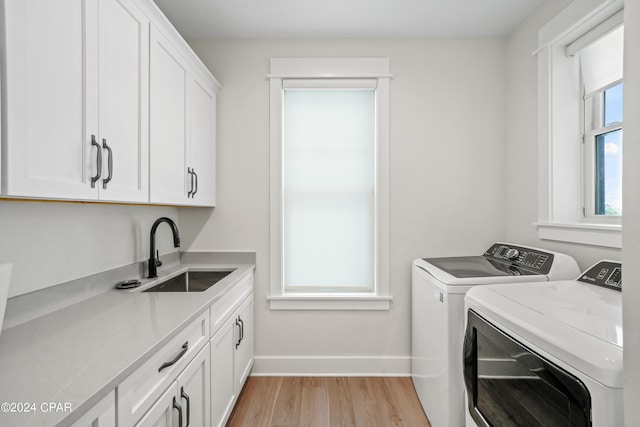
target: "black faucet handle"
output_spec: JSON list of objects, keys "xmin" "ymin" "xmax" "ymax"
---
[{"xmin": 155, "ymin": 250, "xmax": 163, "ymax": 267}]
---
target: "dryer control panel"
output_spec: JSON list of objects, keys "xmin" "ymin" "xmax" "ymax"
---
[
  {"xmin": 578, "ymin": 260, "xmax": 622, "ymax": 291},
  {"xmin": 483, "ymin": 244, "xmax": 555, "ymax": 274}
]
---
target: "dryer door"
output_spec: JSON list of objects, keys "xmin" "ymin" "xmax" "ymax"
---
[{"xmin": 463, "ymin": 310, "xmax": 592, "ymax": 427}]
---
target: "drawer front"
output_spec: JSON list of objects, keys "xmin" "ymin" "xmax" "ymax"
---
[
  {"xmin": 118, "ymin": 311, "xmax": 209, "ymax": 426},
  {"xmin": 210, "ymin": 272, "xmax": 253, "ymax": 338},
  {"xmin": 70, "ymin": 390, "xmax": 116, "ymax": 427}
]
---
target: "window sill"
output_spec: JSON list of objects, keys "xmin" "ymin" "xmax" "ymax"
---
[
  {"xmin": 535, "ymin": 222, "xmax": 621, "ymax": 248},
  {"xmin": 267, "ymin": 294, "xmax": 392, "ymax": 310}
]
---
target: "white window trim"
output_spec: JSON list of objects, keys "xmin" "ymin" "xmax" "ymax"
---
[
  {"xmin": 536, "ymin": 0, "xmax": 623, "ymax": 249},
  {"xmin": 268, "ymin": 58, "xmax": 391, "ymax": 310},
  {"xmin": 583, "ymin": 81, "xmax": 623, "ymax": 221}
]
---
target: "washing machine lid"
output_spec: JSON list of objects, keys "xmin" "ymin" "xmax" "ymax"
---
[
  {"xmin": 414, "ymin": 257, "xmax": 549, "ymax": 286},
  {"xmin": 466, "ymin": 281, "xmax": 623, "ymax": 388},
  {"xmin": 414, "ymin": 242, "xmax": 580, "ymax": 286},
  {"xmin": 424, "ymin": 256, "xmax": 539, "ymax": 278}
]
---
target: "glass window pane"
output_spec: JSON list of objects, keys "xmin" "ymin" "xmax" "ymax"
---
[
  {"xmin": 283, "ymin": 89, "xmax": 375, "ymax": 290},
  {"xmin": 595, "ymin": 129, "xmax": 623, "ymax": 215},
  {"xmin": 604, "ymin": 82, "xmax": 623, "ymax": 125}
]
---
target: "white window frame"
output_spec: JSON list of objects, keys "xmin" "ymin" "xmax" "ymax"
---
[
  {"xmin": 535, "ymin": 0, "xmax": 623, "ymax": 249},
  {"xmin": 267, "ymin": 58, "xmax": 391, "ymax": 310},
  {"xmin": 583, "ymin": 80, "xmax": 623, "ymax": 221}
]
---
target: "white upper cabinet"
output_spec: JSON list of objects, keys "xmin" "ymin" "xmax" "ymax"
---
[
  {"xmin": 188, "ymin": 75, "xmax": 217, "ymax": 206},
  {"xmin": 149, "ymin": 26, "xmax": 190, "ymax": 205},
  {"xmin": 2, "ymin": 0, "xmax": 219, "ymax": 206},
  {"xmin": 93, "ymin": 0, "xmax": 149, "ymax": 202},
  {"xmin": 2, "ymin": 0, "xmax": 93, "ymax": 199},
  {"xmin": 149, "ymin": 25, "xmax": 220, "ymax": 207},
  {"xmin": 1, "ymin": 0, "xmax": 149, "ymax": 202}
]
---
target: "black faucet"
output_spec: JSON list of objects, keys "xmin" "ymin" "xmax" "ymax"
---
[{"xmin": 148, "ymin": 217, "xmax": 181, "ymax": 278}]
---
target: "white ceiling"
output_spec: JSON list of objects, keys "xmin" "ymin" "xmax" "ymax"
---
[{"xmin": 152, "ymin": 0, "xmax": 544, "ymax": 39}]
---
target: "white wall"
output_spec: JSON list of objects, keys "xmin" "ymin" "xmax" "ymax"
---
[
  {"xmin": 0, "ymin": 201, "xmax": 179, "ymax": 297},
  {"xmin": 182, "ymin": 38, "xmax": 508, "ymax": 373},
  {"xmin": 507, "ymin": 0, "xmax": 637, "ymax": 422},
  {"xmin": 622, "ymin": 0, "xmax": 640, "ymax": 422},
  {"xmin": 504, "ymin": 0, "xmax": 621, "ymax": 270}
]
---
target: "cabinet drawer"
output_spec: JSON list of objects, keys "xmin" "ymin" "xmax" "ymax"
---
[
  {"xmin": 210, "ymin": 272, "xmax": 253, "ymax": 338},
  {"xmin": 118, "ymin": 311, "xmax": 209, "ymax": 426},
  {"xmin": 70, "ymin": 390, "xmax": 116, "ymax": 427}
]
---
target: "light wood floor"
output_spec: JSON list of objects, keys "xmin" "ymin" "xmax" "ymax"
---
[{"xmin": 226, "ymin": 377, "xmax": 431, "ymax": 427}]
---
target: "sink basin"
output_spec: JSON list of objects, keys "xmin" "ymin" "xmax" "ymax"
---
[{"xmin": 143, "ymin": 270, "xmax": 235, "ymax": 292}]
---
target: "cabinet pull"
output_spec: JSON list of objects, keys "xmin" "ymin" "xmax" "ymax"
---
[
  {"xmin": 238, "ymin": 316, "xmax": 244, "ymax": 344},
  {"xmin": 158, "ymin": 341, "xmax": 188, "ymax": 372},
  {"xmin": 235, "ymin": 318, "xmax": 242, "ymax": 349},
  {"xmin": 192, "ymin": 169, "xmax": 198, "ymax": 197},
  {"xmin": 172, "ymin": 397, "xmax": 184, "ymax": 427},
  {"xmin": 187, "ymin": 167, "xmax": 193, "ymax": 198},
  {"xmin": 102, "ymin": 138, "xmax": 113, "ymax": 189},
  {"xmin": 181, "ymin": 386, "xmax": 191, "ymax": 427},
  {"xmin": 90, "ymin": 135, "xmax": 102, "ymax": 188}
]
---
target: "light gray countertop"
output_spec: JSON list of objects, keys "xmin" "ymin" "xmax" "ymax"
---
[{"xmin": 0, "ymin": 260, "xmax": 255, "ymax": 427}]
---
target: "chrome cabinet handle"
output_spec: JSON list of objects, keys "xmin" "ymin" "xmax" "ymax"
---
[
  {"xmin": 187, "ymin": 167, "xmax": 193, "ymax": 198},
  {"xmin": 102, "ymin": 138, "xmax": 113, "ymax": 189},
  {"xmin": 180, "ymin": 386, "xmax": 191, "ymax": 427},
  {"xmin": 90, "ymin": 135, "xmax": 102, "ymax": 188},
  {"xmin": 158, "ymin": 341, "xmax": 188, "ymax": 372},
  {"xmin": 192, "ymin": 169, "xmax": 198, "ymax": 197},
  {"xmin": 172, "ymin": 397, "xmax": 184, "ymax": 427}
]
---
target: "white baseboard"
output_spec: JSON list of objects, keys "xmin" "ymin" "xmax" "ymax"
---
[{"xmin": 251, "ymin": 355, "xmax": 411, "ymax": 376}]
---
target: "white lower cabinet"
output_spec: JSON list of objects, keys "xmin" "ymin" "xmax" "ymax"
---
[
  {"xmin": 234, "ymin": 296, "xmax": 253, "ymax": 392},
  {"xmin": 178, "ymin": 343, "xmax": 211, "ymax": 427},
  {"xmin": 210, "ymin": 316, "xmax": 237, "ymax": 427},
  {"xmin": 210, "ymin": 292, "xmax": 253, "ymax": 427},
  {"xmin": 115, "ymin": 271, "xmax": 253, "ymax": 427},
  {"xmin": 70, "ymin": 391, "xmax": 116, "ymax": 427},
  {"xmin": 134, "ymin": 381, "xmax": 178, "ymax": 427},
  {"xmin": 136, "ymin": 344, "xmax": 210, "ymax": 427}
]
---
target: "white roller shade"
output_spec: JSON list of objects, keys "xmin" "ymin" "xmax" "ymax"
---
[
  {"xmin": 283, "ymin": 78, "xmax": 377, "ymax": 89},
  {"xmin": 283, "ymin": 88, "xmax": 375, "ymax": 290},
  {"xmin": 579, "ymin": 25, "xmax": 624, "ymax": 95},
  {"xmin": 565, "ymin": 9, "xmax": 623, "ymax": 56}
]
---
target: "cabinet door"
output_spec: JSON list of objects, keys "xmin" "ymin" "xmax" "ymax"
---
[
  {"xmin": 2, "ymin": 0, "xmax": 97, "ymax": 199},
  {"xmin": 149, "ymin": 26, "xmax": 189, "ymax": 205},
  {"xmin": 188, "ymin": 75, "xmax": 217, "ymax": 206},
  {"xmin": 96, "ymin": 0, "xmax": 149, "ymax": 202},
  {"xmin": 177, "ymin": 344, "xmax": 210, "ymax": 427},
  {"xmin": 234, "ymin": 295, "xmax": 253, "ymax": 392},
  {"xmin": 210, "ymin": 316, "xmax": 236, "ymax": 427},
  {"xmin": 135, "ymin": 383, "xmax": 180, "ymax": 427}
]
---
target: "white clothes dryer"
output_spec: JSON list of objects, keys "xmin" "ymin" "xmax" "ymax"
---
[
  {"xmin": 411, "ymin": 243, "xmax": 580, "ymax": 427},
  {"xmin": 464, "ymin": 260, "xmax": 623, "ymax": 426}
]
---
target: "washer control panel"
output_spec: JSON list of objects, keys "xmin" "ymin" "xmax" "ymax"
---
[
  {"xmin": 578, "ymin": 260, "xmax": 622, "ymax": 291},
  {"xmin": 484, "ymin": 244, "xmax": 554, "ymax": 274}
]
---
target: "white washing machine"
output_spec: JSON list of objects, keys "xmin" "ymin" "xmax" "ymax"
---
[
  {"xmin": 464, "ymin": 260, "xmax": 623, "ymax": 426},
  {"xmin": 411, "ymin": 243, "xmax": 580, "ymax": 427}
]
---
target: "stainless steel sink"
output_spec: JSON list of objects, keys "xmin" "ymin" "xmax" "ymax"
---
[{"xmin": 143, "ymin": 270, "xmax": 235, "ymax": 292}]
